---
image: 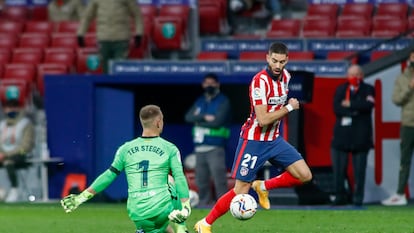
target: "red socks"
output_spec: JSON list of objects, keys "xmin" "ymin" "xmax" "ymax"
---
[
  {"xmin": 264, "ymin": 171, "xmax": 303, "ymax": 190},
  {"xmin": 205, "ymin": 189, "xmax": 236, "ymax": 225}
]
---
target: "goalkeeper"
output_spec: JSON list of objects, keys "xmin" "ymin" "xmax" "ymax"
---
[{"xmin": 61, "ymin": 105, "xmax": 191, "ymax": 233}]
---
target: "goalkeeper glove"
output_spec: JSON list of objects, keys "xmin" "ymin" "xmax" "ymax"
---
[
  {"xmin": 168, "ymin": 199, "xmax": 191, "ymax": 223},
  {"xmin": 61, "ymin": 190, "xmax": 94, "ymax": 213}
]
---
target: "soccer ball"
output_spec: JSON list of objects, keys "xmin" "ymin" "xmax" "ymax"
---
[
  {"xmin": 189, "ymin": 189, "xmax": 199, "ymax": 207},
  {"xmin": 230, "ymin": 194, "xmax": 257, "ymax": 220}
]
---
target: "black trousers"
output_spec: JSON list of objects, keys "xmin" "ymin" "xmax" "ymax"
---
[{"xmin": 331, "ymin": 147, "xmax": 368, "ymax": 205}]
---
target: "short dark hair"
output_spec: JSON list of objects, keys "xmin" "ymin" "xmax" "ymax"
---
[
  {"xmin": 268, "ymin": 42, "xmax": 288, "ymax": 55},
  {"xmin": 203, "ymin": 73, "xmax": 219, "ymax": 82}
]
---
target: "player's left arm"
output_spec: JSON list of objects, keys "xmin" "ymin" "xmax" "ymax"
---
[{"xmin": 168, "ymin": 148, "xmax": 191, "ymax": 223}]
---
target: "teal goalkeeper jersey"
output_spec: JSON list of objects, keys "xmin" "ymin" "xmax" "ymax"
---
[{"xmin": 111, "ymin": 136, "xmax": 189, "ymax": 220}]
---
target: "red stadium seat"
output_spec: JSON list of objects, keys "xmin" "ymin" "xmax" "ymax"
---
[
  {"xmin": 288, "ymin": 51, "xmax": 314, "ymax": 61},
  {"xmin": 152, "ymin": 16, "xmax": 187, "ymax": 50},
  {"xmin": 159, "ymin": 4, "xmax": 190, "ymax": 31},
  {"xmin": 305, "ymin": 4, "xmax": 339, "ymax": 20},
  {"xmin": 0, "ymin": 6, "xmax": 30, "ymax": 22},
  {"xmin": 56, "ymin": 21, "xmax": 80, "ymax": 33},
  {"xmin": 19, "ymin": 33, "xmax": 50, "ymax": 49},
  {"xmin": 336, "ymin": 18, "xmax": 372, "ymax": 38},
  {"xmin": 51, "ymin": 33, "xmax": 78, "ymax": 49},
  {"xmin": 370, "ymin": 51, "xmax": 391, "ymax": 62},
  {"xmin": 371, "ymin": 18, "xmax": 407, "ymax": 38},
  {"xmin": 239, "ymin": 51, "xmax": 264, "ymax": 61},
  {"xmin": 302, "ymin": 19, "xmax": 336, "ymax": 38},
  {"xmin": 140, "ymin": 4, "xmax": 158, "ymax": 21},
  {"xmin": 374, "ymin": 3, "xmax": 408, "ymax": 20},
  {"xmin": 3, "ymin": 63, "xmax": 36, "ymax": 84},
  {"xmin": 44, "ymin": 48, "xmax": 76, "ymax": 69},
  {"xmin": 76, "ymin": 47, "xmax": 103, "ymax": 74},
  {"xmin": 326, "ymin": 51, "xmax": 358, "ymax": 64},
  {"xmin": 31, "ymin": 5, "xmax": 49, "ymax": 21},
  {"xmin": 11, "ymin": 48, "xmax": 44, "ymax": 65},
  {"xmin": 37, "ymin": 63, "xmax": 69, "ymax": 96},
  {"xmin": 84, "ymin": 33, "xmax": 97, "ymax": 48},
  {"xmin": 0, "ymin": 21, "xmax": 24, "ymax": 35},
  {"xmin": 0, "ymin": 33, "xmax": 18, "ymax": 49},
  {"xmin": 199, "ymin": 1, "xmax": 222, "ymax": 35},
  {"xmin": 0, "ymin": 48, "xmax": 11, "ymax": 65},
  {"xmin": 338, "ymin": 3, "xmax": 374, "ymax": 21},
  {"xmin": 24, "ymin": 21, "xmax": 55, "ymax": 34},
  {"xmin": 266, "ymin": 19, "xmax": 301, "ymax": 38},
  {"xmin": 196, "ymin": 51, "xmax": 228, "ymax": 60},
  {"xmin": 0, "ymin": 79, "xmax": 30, "ymax": 107}
]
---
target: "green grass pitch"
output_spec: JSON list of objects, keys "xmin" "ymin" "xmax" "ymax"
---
[{"xmin": 0, "ymin": 202, "xmax": 413, "ymax": 233}]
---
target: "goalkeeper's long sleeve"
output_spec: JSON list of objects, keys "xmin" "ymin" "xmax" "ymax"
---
[{"xmin": 89, "ymin": 167, "xmax": 119, "ymax": 193}]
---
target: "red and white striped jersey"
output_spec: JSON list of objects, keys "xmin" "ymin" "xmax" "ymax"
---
[{"xmin": 240, "ymin": 68, "xmax": 291, "ymax": 141}]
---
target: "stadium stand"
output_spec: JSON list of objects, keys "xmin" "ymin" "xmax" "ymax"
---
[
  {"xmin": 0, "ymin": 33, "xmax": 18, "ymax": 49},
  {"xmin": 76, "ymin": 47, "xmax": 103, "ymax": 74},
  {"xmin": 336, "ymin": 18, "xmax": 372, "ymax": 38},
  {"xmin": 0, "ymin": 20, "xmax": 24, "ymax": 35},
  {"xmin": 302, "ymin": 18, "xmax": 336, "ymax": 38},
  {"xmin": 266, "ymin": 19, "xmax": 302, "ymax": 38},
  {"xmin": 51, "ymin": 33, "xmax": 78, "ymax": 49},
  {"xmin": 24, "ymin": 21, "xmax": 55, "ymax": 34},
  {"xmin": 37, "ymin": 63, "xmax": 70, "ymax": 96},
  {"xmin": 44, "ymin": 48, "xmax": 75, "ymax": 71},
  {"xmin": 0, "ymin": 79, "xmax": 30, "ymax": 106},
  {"xmin": 56, "ymin": 20, "xmax": 80, "ymax": 33},
  {"xmin": 0, "ymin": 6, "xmax": 30, "ymax": 22},
  {"xmin": 288, "ymin": 51, "xmax": 315, "ymax": 61},
  {"xmin": 11, "ymin": 48, "xmax": 44, "ymax": 65},
  {"xmin": 239, "ymin": 51, "xmax": 265, "ymax": 61},
  {"xmin": 373, "ymin": 2, "xmax": 408, "ymax": 20},
  {"xmin": 338, "ymin": 3, "xmax": 374, "ymax": 21},
  {"xmin": 30, "ymin": 5, "xmax": 48, "ymax": 21},
  {"xmin": 196, "ymin": 51, "xmax": 228, "ymax": 60},
  {"xmin": 370, "ymin": 51, "xmax": 392, "ymax": 62},
  {"xmin": 0, "ymin": 48, "xmax": 11, "ymax": 65},
  {"xmin": 371, "ymin": 18, "xmax": 408, "ymax": 38},
  {"xmin": 3, "ymin": 63, "xmax": 36, "ymax": 85},
  {"xmin": 326, "ymin": 51, "xmax": 358, "ymax": 64},
  {"xmin": 198, "ymin": 1, "xmax": 223, "ymax": 35},
  {"xmin": 304, "ymin": 4, "xmax": 339, "ymax": 20},
  {"xmin": 152, "ymin": 4, "xmax": 190, "ymax": 50},
  {"xmin": 19, "ymin": 33, "xmax": 51, "ymax": 49}
]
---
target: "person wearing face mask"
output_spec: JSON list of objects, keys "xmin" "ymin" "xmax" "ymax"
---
[
  {"xmin": 0, "ymin": 86, "xmax": 35, "ymax": 203},
  {"xmin": 330, "ymin": 64, "xmax": 375, "ymax": 206},
  {"xmin": 184, "ymin": 73, "xmax": 232, "ymax": 207},
  {"xmin": 381, "ymin": 50, "xmax": 414, "ymax": 206}
]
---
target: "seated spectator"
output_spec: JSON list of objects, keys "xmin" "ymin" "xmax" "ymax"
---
[
  {"xmin": 48, "ymin": 0, "xmax": 85, "ymax": 22},
  {"xmin": 0, "ymin": 86, "xmax": 35, "ymax": 203}
]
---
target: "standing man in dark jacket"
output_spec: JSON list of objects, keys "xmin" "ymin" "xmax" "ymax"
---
[
  {"xmin": 185, "ymin": 73, "xmax": 232, "ymax": 206},
  {"xmin": 331, "ymin": 64, "xmax": 375, "ymax": 206}
]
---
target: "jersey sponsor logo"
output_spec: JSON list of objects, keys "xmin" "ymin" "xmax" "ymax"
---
[
  {"xmin": 268, "ymin": 95, "xmax": 287, "ymax": 105},
  {"xmin": 253, "ymin": 88, "xmax": 261, "ymax": 100},
  {"xmin": 240, "ymin": 167, "xmax": 249, "ymax": 176}
]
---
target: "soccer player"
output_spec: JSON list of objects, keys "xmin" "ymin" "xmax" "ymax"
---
[
  {"xmin": 61, "ymin": 104, "xmax": 191, "ymax": 233},
  {"xmin": 194, "ymin": 42, "xmax": 313, "ymax": 233}
]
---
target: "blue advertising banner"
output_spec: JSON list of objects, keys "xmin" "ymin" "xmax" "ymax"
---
[
  {"xmin": 229, "ymin": 61, "xmax": 348, "ymax": 77},
  {"xmin": 201, "ymin": 39, "xmax": 304, "ymax": 58},
  {"xmin": 111, "ymin": 61, "xmax": 229, "ymax": 75},
  {"xmin": 111, "ymin": 60, "xmax": 349, "ymax": 77},
  {"xmin": 307, "ymin": 38, "xmax": 412, "ymax": 52}
]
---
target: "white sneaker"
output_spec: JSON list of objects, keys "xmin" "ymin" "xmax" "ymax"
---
[
  {"xmin": 381, "ymin": 194, "xmax": 407, "ymax": 206},
  {"xmin": 5, "ymin": 188, "xmax": 19, "ymax": 203}
]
